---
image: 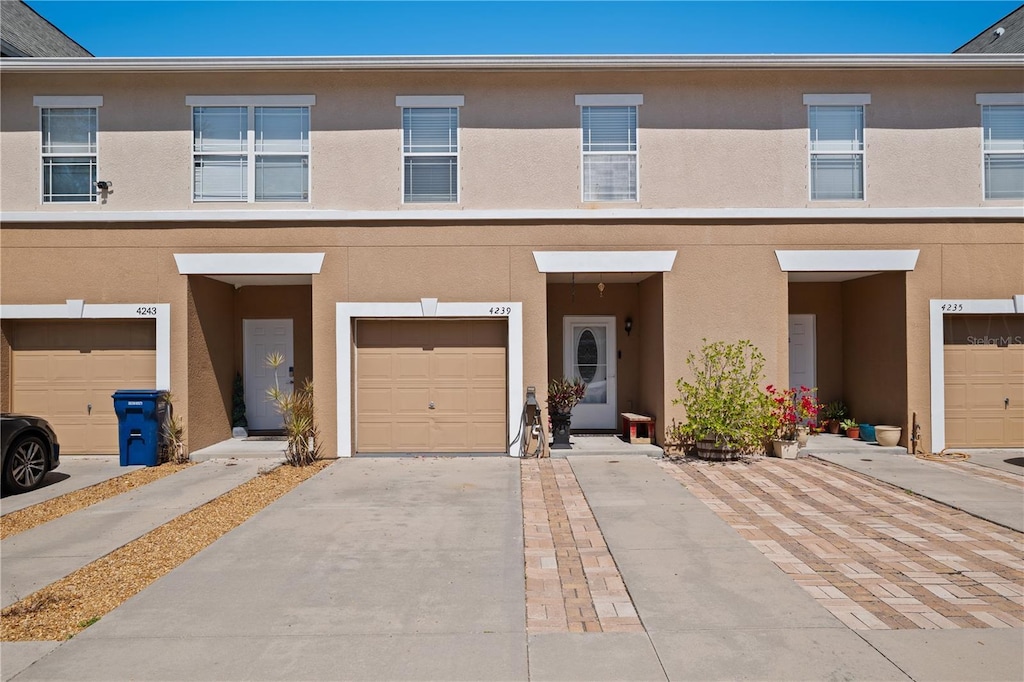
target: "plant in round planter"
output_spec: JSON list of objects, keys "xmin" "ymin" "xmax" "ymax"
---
[
  {"xmin": 547, "ymin": 377, "xmax": 587, "ymax": 450},
  {"xmin": 840, "ymin": 418, "xmax": 859, "ymax": 439},
  {"xmin": 671, "ymin": 339, "xmax": 773, "ymax": 460},
  {"xmin": 820, "ymin": 400, "xmax": 848, "ymax": 434}
]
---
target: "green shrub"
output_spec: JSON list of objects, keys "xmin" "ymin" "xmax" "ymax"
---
[{"xmin": 671, "ymin": 339, "xmax": 773, "ymax": 452}]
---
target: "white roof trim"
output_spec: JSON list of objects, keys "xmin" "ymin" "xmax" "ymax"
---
[
  {"xmin": 534, "ymin": 250, "xmax": 676, "ymax": 273},
  {"xmin": 174, "ymin": 252, "xmax": 325, "ymax": 275},
  {"xmin": 5, "ymin": 206, "xmax": 1021, "ymax": 224},
  {"xmin": 803, "ymin": 94, "xmax": 871, "ymax": 106},
  {"xmin": 33, "ymin": 95, "xmax": 103, "ymax": 107},
  {"xmin": 185, "ymin": 95, "xmax": 316, "ymax": 106},
  {"xmin": 3, "ymin": 55, "xmax": 1022, "ymax": 73},
  {"xmin": 976, "ymin": 93, "xmax": 1024, "ymax": 106},
  {"xmin": 575, "ymin": 94, "xmax": 644, "ymax": 106},
  {"xmin": 395, "ymin": 95, "xmax": 465, "ymax": 107},
  {"xmin": 775, "ymin": 249, "xmax": 919, "ymax": 272}
]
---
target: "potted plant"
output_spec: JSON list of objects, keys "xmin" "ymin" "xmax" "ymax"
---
[
  {"xmin": 671, "ymin": 339, "xmax": 773, "ymax": 460},
  {"xmin": 231, "ymin": 372, "xmax": 248, "ymax": 438},
  {"xmin": 766, "ymin": 385, "xmax": 819, "ymax": 450},
  {"xmin": 820, "ymin": 400, "xmax": 848, "ymax": 434},
  {"xmin": 547, "ymin": 377, "xmax": 587, "ymax": 450},
  {"xmin": 840, "ymin": 418, "xmax": 859, "ymax": 439}
]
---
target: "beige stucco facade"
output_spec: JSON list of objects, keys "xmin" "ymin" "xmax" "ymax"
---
[{"xmin": 1, "ymin": 56, "xmax": 1022, "ymax": 456}]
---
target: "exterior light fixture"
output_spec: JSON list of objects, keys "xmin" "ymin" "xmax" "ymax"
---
[{"xmin": 625, "ymin": 317, "xmax": 633, "ymax": 336}]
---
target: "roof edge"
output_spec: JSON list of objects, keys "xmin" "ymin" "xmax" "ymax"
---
[{"xmin": 1, "ymin": 53, "xmax": 1022, "ymax": 72}]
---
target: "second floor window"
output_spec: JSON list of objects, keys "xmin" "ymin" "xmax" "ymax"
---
[
  {"xmin": 41, "ymin": 106, "xmax": 98, "ymax": 203},
  {"xmin": 982, "ymin": 103, "xmax": 1024, "ymax": 200},
  {"xmin": 402, "ymin": 107, "xmax": 459, "ymax": 203},
  {"xmin": 581, "ymin": 105, "xmax": 638, "ymax": 202},
  {"xmin": 809, "ymin": 104, "xmax": 865, "ymax": 201},
  {"xmin": 192, "ymin": 105, "xmax": 309, "ymax": 202}
]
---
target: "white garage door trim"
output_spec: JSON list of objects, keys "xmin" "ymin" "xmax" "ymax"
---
[
  {"xmin": 337, "ymin": 300, "xmax": 523, "ymax": 458},
  {"xmin": 929, "ymin": 295, "xmax": 1024, "ymax": 452},
  {"xmin": 0, "ymin": 301, "xmax": 170, "ymax": 390}
]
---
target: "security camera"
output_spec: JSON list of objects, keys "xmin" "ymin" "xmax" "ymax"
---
[{"xmin": 95, "ymin": 180, "xmax": 110, "ymax": 191}]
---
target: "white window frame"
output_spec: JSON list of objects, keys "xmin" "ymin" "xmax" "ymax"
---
[
  {"xmin": 576, "ymin": 94, "xmax": 642, "ymax": 203},
  {"xmin": 186, "ymin": 95, "xmax": 314, "ymax": 204},
  {"xmin": 804, "ymin": 94, "xmax": 870, "ymax": 202},
  {"xmin": 396, "ymin": 95, "xmax": 464, "ymax": 204},
  {"xmin": 34, "ymin": 96, "xmax": 103, "ymax": 205},
  {"xmin": 977, "ymin": 94, "xmax": 1024, "ymax": 201}
]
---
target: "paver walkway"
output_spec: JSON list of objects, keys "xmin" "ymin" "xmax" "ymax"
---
[
  {"xmin": 660, "ymin": 456, "xmax": 1024, "ymax": 631},
  {"xmin": 521, "ymin": 459, "xmax": 642, "ymax": 633}
]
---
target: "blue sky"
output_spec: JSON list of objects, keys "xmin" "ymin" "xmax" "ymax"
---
[{"xmin": 23, "ymin": 1, "xmax": 1022, "ymax": 57}]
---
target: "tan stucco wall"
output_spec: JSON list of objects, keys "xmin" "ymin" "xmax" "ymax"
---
[
  {"xmin": 0, "ymin": 320, "xmax": 12, "ymax": 411},
  {"xmin": 187, "ymin": 275, "xmax": 234, "ymax": 451},
  {"xmin": 638, "ymin": 274, "xmax": 665, "ymax": 439},
  {"xmin": 789, "ymin": 282, "xmax": 844, "ymax": 405},
  {"xmin": 3, "ymin": 68, "xmax": 1021, "ymax": 213}
]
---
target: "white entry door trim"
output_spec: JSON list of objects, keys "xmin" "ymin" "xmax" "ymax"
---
[
  {"xmin": 244, "ymin": 319, "xmax": 294, "ymax": 431},
  {"xmin": 336, "ymin": 300, "xmax": 523, "ymax": 458},
  {"xmin": 789, "ymin": 314, "xmax": 817, "ymax": 390},
  {"xmin": 563, "ymin": 316, "xmax": 617, "ymax": 430}
]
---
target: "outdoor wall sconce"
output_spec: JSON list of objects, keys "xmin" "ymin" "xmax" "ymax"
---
[{"xmin": 624, "ymin": 316, "xmax": 633, "ymax": 336}]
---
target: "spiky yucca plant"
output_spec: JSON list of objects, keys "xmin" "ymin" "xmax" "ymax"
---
[{"xmin": 265, "ymin": 353, "xmax": 320, "ymax": 466}]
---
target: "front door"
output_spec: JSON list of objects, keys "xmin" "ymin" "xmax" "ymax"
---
[
  {"xmin": 789, "ymin": 314, "xmax": 816, "ymax": 390},
  {"xmin": 244, "ymin": 318, "xmax": 294, "ymax": 431},
  {"xmin": 563, "ymin": 316, "xmax": 617, "ymax": 429}
]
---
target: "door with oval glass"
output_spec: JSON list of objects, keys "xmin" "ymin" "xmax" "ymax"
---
[{"xmin": 563, "ymin": 316, "xmax": 617, "ymax": 429}]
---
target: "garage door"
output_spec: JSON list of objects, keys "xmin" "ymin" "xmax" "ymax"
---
[
  {"xmin": 12, "ymin": 320, "xmax": 157, "ymax": 454},
  {"xmin": 356, "ymin": 319, "xmax": 507, "ymax": 453},
  {"xmin": 944, "ymin": 315, "xmax": 1024, "ymax": 448}
]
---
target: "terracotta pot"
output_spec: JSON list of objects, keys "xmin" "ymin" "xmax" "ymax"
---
[
  {"xmin": 827, "ymin": 420, "xmax": 841, "ymax": 434},
  {"xmin": 845, "ymin": 427, "xmax": 860, "ymax": 439},
  {"xmin": 875, "ymin": 425, "xmax": 902, "ymax": 447},
  {"xmin": 772, "ymin": 439, "xmax": 799, "ymax": 459}
]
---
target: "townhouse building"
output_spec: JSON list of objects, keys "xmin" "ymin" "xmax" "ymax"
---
[{"xmin": 1, "ymin": 53, "xmax": 1022, "ymax": 459}]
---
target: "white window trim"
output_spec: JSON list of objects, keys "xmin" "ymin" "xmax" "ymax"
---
[
  {"xmin": 0, "ymin": 301, "xmax": 171, "ymax": 391},
  {"xmin": 806, "ymin": 98, "xmax": 868, "ymax": 202},
  {"xmin": 336, "ymin": 300, "xmax": 523, "ymax": 458},
  {"xmin": 929, "ymin": 296, "xmax": 1023, "ymax": 452},
  {"xmin": 398, "ymin": 97, "xmax": 463, "ymax": 204},
  {"xmin": 578, "ymin": 96, "xmax": 641, "ymax": 203},
  {"xmin": 977, "ymin": 95, "xmax": 1024, "ymax": 201},
  {"xmin": 37, "ymin": 98, "xmax": 101, "ymax": 205},
  {"xmin": 188, "ymin": 96, "xmax": 314, "ymax": 204}
]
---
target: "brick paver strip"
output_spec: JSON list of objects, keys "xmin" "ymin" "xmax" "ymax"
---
[
  {"xmin": 521, "ymin": 459, "xmax": 643, "ymax": 634},
  {"xmin": 660, "ymin": 456, "xmax": 1024, "ymax": 631}
]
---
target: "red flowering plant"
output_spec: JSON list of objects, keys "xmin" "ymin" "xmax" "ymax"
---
[{"xmin": 765, "ymin": 385, "xmax": 820, "ymax": 440}]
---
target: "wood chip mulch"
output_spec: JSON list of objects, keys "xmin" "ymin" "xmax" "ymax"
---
[
  {"xmin": 1, "ymin": 464, "xmax": 194, "ymax": 540},
  {"xmin": 1, "ymin": 459, "xmax": 333, "ymax": 642}
]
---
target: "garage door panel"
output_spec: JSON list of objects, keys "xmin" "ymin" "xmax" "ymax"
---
[
  {"xmin": 969, "ymin": 349, "xmax": 1008, "ymax": 376},
  {"xmin": 944, "ymin": 348, "xmax": 966, "ymax": 376},
  {"xmin": 355, "ymin": 318, "xmax": 507, "ymax": 454}
]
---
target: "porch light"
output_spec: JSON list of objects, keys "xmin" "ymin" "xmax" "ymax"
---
[{"xmin": 624, "ymin": 317, "xmax": 633, "ymax": 336}]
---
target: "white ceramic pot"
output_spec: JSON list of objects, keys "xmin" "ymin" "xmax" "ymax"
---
[
  {"xmin": 772, "ymin": 439, "xmax": 799, "ymax": 459},
  {"xmin": 875, "ymin": 425, "xmax": 902, "ymax": 447}
]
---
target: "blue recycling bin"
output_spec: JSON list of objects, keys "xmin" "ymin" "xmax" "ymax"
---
[{"xmin": 112, "ymin": 390, "xmax": 167, "ymax": 467}]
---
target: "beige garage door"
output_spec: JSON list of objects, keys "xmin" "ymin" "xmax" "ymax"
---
[
  {"xmin": 356, "ymin": 319, "xmax": 507, "ymax": 453},
  {"xmin": 12, "ymin": 320, "xmax": 157, "ymax": 454},
  {"xmin": 944, "ymin": 315, "xmax": 1024, "ymax": 448}
]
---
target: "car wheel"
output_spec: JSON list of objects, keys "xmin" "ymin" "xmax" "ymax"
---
[{"xmin": 4, "ymin": 435, "xmax": 49, "ymax": 493}]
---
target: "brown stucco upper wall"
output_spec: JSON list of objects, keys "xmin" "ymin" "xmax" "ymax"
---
[{"xmin": 3, "ymin": 68, "xmax": 1021, "ymax": 212}]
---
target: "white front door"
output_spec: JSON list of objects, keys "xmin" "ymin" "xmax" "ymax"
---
[
  {"xmin": 563, "ymin": 316, "xmax": 617, "ymax": 429},
  {"xmin": 789, "ymin": 314, "xmax": 816, "ymax": 390},
  {"xmin": 244, "ymin": 318, "xmax": 294, "ymax": 431}
]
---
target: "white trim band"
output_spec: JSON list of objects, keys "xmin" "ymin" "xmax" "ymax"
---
[
  {"xmin": 395, "ymin": 95, "xmax": 465, "ymax": 107},
  {"xmin": 534, "ymin": 250, "xmax": 677, "ymax": 273},
  {"xmin": 775, "ymin": 249, "xmax": 919, "ymax": 272},
  {"xmin": 173, "ymin": 252, "xmax": 325, "ymax": 275},
  {"xmin": 803, "ymin": 94, "xmax": 871, "ymax": 106},
  {"xmin": 575, "ymin": 94, "xmax": 644, "ymax": 106},
  {"xmin": 0, "ymin": 302, "xmax": 171, "ymax": 391},
  {"xmin": 976, "ymin": 93, "xmax": 1024, "ymax": 106},
  {"xmin": 33, "ymin": 96, "xmax": 103, "ymax": 107},
  {"xmin": 184, "ymin": 95, "xmax": 316, "ymax": 106},
  {"xmin": 7, "ymin": 207, "xmax": 1020, "ymax": 224},
  {"xmin": 336, "ymin": 301, "xmax": 523, "ymax": 458}
]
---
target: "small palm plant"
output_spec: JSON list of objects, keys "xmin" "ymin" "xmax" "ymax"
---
[{"xmin": 265, "ymin": 352, "xmax": 320, "ymax": 466}]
